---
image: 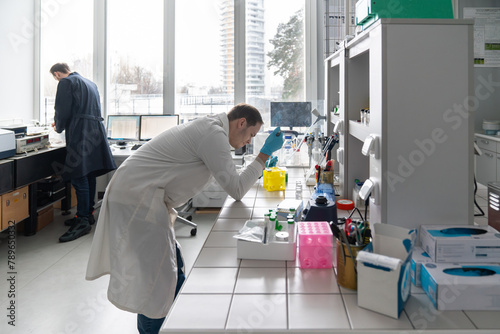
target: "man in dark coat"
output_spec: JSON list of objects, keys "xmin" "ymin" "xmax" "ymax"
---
[{"xmin": 50, "ymin": 63, "xmax": 116, "ymax": 242}]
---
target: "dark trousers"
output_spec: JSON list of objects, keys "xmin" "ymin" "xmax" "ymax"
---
[
  {"xmin": 71, "ymin": 174, "xmax": 96, "ymax": 218},
  {"xmin": 137, "ymin": 245, "xmax": 185, "ymax": 334}
]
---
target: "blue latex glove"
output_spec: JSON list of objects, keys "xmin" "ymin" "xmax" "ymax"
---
[
  {"xmin": 260, "ymin": 127, "xmax": 284, "ymax": 156},
  {"xmin": 265, "ymin": 155, "xmax": 278, "ymax": 168}
]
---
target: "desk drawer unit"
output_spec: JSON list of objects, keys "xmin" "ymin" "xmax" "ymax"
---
[
  {"xmin": 475, "ymin": 135, "xmax": 500, "ymax": 185},
  {"xmin": 0, "ymin": 160, "xmax": 14, "ymax": 194},
  {"xmin": 477, "ymin": 137, "xmax": 497, "ymax": 152},
  {"xmin": 1, "ymin": 186, "xmax": 29, "ymax": 230}
]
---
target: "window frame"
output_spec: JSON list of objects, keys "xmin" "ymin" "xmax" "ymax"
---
[{"xmin": 35, "ymin": 0, "xmax": 324, "ymax": 121}]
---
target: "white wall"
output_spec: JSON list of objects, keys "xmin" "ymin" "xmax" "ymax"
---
[{"xmin": 0, "ymin": 1, "xmax": 35, "ymax": 123}]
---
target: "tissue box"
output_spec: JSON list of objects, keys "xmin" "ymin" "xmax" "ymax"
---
[
  {"xmin": 410, "ymin": 246, "xmax": 433, "ymax": 287},
  {"xmin": 356, "ymin": 223, "xmax": 417, "ymax": 318},
  {"xmin": 420, "ymin": 225, "xmax": 500, "ymax": 263},
  {"xmin": 421, "ymin": 262, "xmax": 500, "ymax": 310}
]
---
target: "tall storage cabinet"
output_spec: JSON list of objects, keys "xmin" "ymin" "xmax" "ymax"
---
[{"xmin": 326, "ymin": 19, "xmax": 474, "ymax": 230}]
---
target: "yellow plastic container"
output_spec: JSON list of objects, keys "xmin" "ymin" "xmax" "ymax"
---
[{"xmin": 263, "ymin": 167, "xmax": 286, "ymax": 192}]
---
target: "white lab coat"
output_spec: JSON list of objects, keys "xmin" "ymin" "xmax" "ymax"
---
[{"xmin": 86, "ymin": 113, "xmax": 264, "ymax": 319}]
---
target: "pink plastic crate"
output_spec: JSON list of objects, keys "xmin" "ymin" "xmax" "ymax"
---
[{"xmin": 298, "ymin": 221, "xmax": 333, "ymax": 269}]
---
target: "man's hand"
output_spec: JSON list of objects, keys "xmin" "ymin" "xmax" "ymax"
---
[{"xmin": 260, "ymin": 127, "xmax": 284, "ymax": 156}]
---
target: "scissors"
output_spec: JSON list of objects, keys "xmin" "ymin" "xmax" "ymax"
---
[{"xmin": 347, "ymin": 221, "xmax": 364, "ymax": 246}]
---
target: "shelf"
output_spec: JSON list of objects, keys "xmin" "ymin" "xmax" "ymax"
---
[
  {"xmin": 346, "ymin": 32, "xmax": 370, "ymax": 59},
  {"xmin": 325, "ymin": 49, "xmax": 342, "ymax": 66},
  {"xmin": 348, "ymin": 120, "xmax": 371, "ymax": 142}
]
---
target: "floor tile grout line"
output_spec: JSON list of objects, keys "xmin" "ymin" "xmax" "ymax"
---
[
  {"xmin": 339, "ymin": 291, "xmax": 354, "ymax": 330},
  {"xmin": 463, "ymin": 310, "xmax": 479, "ymax": 329},
  {"xmin": 14, "ymin": 233, "xmax": 91, "ymax": 297}
]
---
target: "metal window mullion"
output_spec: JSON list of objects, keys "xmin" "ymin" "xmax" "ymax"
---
[
  {"xmin": 34, "ymin": 0, "xmax": 41, "ymax": 122},
  {"xmin": 164, "ymin": 0, "xmax": 175, "ymax": 115},
  {"xmin": 234, "ymin": 0, "xmax": 245, "ymax": 104},
  {"xmin": 305, "ymin": 0, "xmax": 320, "ymax": 102},
  {"xmin": 94, "ymin": 0, "xmax": 107, "ymax": 117}
]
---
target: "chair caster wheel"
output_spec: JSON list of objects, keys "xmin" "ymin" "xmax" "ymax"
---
[{"xmin": 190, "ymin": 228, "xmax": 197, "ymax": 236}]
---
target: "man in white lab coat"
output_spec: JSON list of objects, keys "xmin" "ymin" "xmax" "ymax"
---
[{"xmin": 86, "ymin": 103, "xmax": 283, "ymax": 334}]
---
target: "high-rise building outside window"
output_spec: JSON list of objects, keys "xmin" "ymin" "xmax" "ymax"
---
[
  {"xmin": 176, "ymin": 0, "xmax": 233, "ymax": 124},
  {"xmin": 247, "ymin": 0, "xmax": 305, "ymax": 128}
]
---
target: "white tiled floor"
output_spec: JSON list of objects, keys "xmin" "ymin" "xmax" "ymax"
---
[
  {"xmin": 0, "ymin": 206, "xmax": 218, "ymax": 334},
  {"xmin": 0, "ymin": 179, "xmax": 496, "ymax": 334}
]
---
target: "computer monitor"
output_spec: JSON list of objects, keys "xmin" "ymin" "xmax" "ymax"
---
[
  {"xmin": 139, "ymin": 115, "xmax": 179, "ymax": 141},
  {"xmin": 270, "ymin": 102, "xmax": 312, "ymax": 130},
  {"xmin": 107, "ymin": 115, "xmax": 140, "ymax": 141}
]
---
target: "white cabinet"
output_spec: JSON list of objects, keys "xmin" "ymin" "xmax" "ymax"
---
[
  {"xmin": 475, "ymin": 134, "xmax": 500, "ymax": 185},
  {"xmin": 326, "ymin": 19, "xmax": 474, "ymax": 229},
  {"xmin": 192, "ymin": 179, "xmax": 228, "ymax": 208}
]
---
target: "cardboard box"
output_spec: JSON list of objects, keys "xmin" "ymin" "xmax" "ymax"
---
[
  {"xmin": 410, "ymin": 246, "xmax": 433, "ymax": 287},
  {"xmin": 420, "ymin": 225, "xmax": 500, "ymax": 263},
  {"xmin": 37, "ymin": 205, "xmax": 54, "ymax": 231},
  {"xmin": 1, "ymin": 186, "xmax": 29, "ymax": 230},
  {"xmin": 236, "ymin": 220, "xmax": 296, "ymax": 261},
  {"xmin": 356, "ymin": 223, "xmax": 417, "ymax": 318},
  {"xmin": 421, "ymin": 262, "xmax": 500, "ymax": 310}
]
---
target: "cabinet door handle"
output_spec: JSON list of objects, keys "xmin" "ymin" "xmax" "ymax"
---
[
  {"xmin": 208, "ymin": 195, "xmax": 223, "ymax": 200},
  {"xmin": 481, "ymin": 139, "xmax": 489, "ymax": 145},
  {"xmin": 485, "ymin": 153, "xmax": 494, "ymax": 158}
]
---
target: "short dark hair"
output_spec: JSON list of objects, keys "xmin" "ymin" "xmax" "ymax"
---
[
  {"xmin": 227, "ymin": 103, "xmax": 263, "ymax": 127},
  {"xmin": 50, "ymin": 63, "xmax": 71, "ymax": 75}
]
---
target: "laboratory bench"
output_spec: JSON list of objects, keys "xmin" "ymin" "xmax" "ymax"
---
[
  {"xmin": 160, "ymin": 167, "xmax": 500, "ymax": 333},
  {"xmin": 0, "ymin": 146, "xmax": 72, "ymax": 235}
]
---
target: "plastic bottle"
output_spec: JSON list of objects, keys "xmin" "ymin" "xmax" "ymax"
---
[
  {"xmin": 288, "ymin": 219, "xmax": 295, "ymax": 242},
  {"xmin": 282, "ymin": 135, "xmax": 293, "ymax": 165},
  {"xmin": 295, "ymin": 181, "xmax": 303, "ymax": 200}
]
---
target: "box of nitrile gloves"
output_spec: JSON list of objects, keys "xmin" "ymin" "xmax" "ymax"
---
[
  {"xmin": 356, "ymin": 223, "xmax": 417, "ymax": 319},
  {"xmin": 420, "ymin": 225, "xmax": 500, "ymax": 263},
  {"xmin": 421, "ymin": 262, "xmax": 500, "ymax": 311},
  {"xmin": 411, "ymin": 246, "xmax": 433, "ymax": 287}
]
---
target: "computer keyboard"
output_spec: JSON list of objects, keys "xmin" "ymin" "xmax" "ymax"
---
[{"xmin": 131, "ymin": 144, "xmax": 142, "ymax": 150}]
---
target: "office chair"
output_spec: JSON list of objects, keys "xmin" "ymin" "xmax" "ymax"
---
[{"xmin": 176, "ymin": 199, "xmax": 197, "ymax": 236}]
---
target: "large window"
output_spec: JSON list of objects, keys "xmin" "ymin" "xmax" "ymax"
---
[
  {"xmin": 176, "ymin": 0, "xmax": 234, "ymax": 123},
  {"xmin": 247, "ymin": 0, "xmax": 305, "ymax": 127},
  {"xmin": 107, "ymin": 0, "xmax": 164, "ymax": 115},
  {"xmin": 37, "ymin": 0, "xmax": 319, "ymax": 129},
  {"xmin": 40, "ymin": 0, "xmax": 94, "ymax": 125}
]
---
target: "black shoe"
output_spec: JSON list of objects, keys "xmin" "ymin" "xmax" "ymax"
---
[
  {"xmin": 65, "ymin": 214, "xmax": 95, "ymax": 226},
  {"xmin": 59, "ymin": 217, "xmax": 91, "ymax": 243}
]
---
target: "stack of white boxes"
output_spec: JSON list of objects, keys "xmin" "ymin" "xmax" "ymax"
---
[{"xmin": 418, "ymin": 225, "xmax": 500, "ymax": 311}]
